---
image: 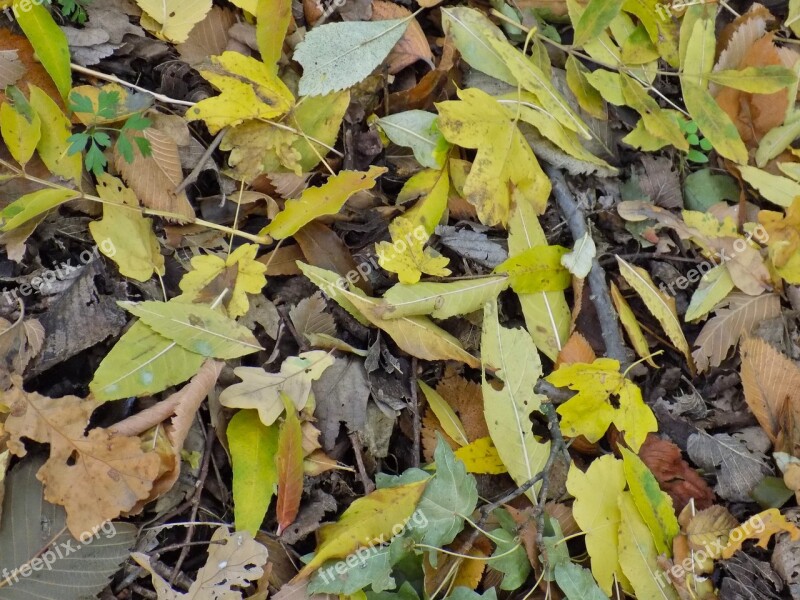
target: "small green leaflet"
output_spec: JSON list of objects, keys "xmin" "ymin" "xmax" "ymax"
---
[{"xmin": 294, "ymin": 18, "xmax": 411, "ymax": 96}]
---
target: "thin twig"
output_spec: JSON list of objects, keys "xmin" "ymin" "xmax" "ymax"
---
[
  {"xmin": 70, "ymin": 63, "xmax": 195, "ymax": 107},
  {"xmin": 349, "ymin": 433, "xmax": 375, "ymax": 494},
  {"xmin": 545, "ymin": 165, "xmax": 629, "ymax": 365},
  {"xmin": 175, "ymin": 127, "xmax": 227, "ymax": 194}
]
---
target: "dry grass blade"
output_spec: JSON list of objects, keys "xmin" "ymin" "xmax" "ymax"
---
[
  {"xmin": 692, "ymin": 293, "xmax": 780, "ymax": 372},
  {"xmin": 740, "ymin": 336, "xmax": 800, "ymax": 446}
]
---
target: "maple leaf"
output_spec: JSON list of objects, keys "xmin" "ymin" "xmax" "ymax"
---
[
  {"xmin": 178, "ymin": 243, "xmax": 267, "ymax": 318},
  {"xmin": 721, "ymin": 508, "xmax": 800, "ymax": 559},
  {"xmin": 4, "ymin": 381, "xmax": 160, "ymax": 538},
  {"xmin": 376, "ymin": 216, "xmax": 451, "ymax": 284},
  {"xmin": 546, "ymin": 358, "xmax": 657, "ymax": 452},
  {"xmin": 219, "ymin": 351, "xmax": 335, "ymax": 426},
  {"xmin": 187, "ymin": 51, "xmax": 295, "ymax": 133}
]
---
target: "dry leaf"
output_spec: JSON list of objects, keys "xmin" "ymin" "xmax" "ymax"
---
[
  {"xmin": 422, "ymin": 375, "xmax": 489, "ymax": 461},
  {"xmin": 0, "ymin": 49, "xmax": 25, "ymax": 88},
  {"xmin": 295, "ymin": 222, "xmax": 372, "ymax": 294},
  {"xmin": 638, "ymin": 435, "xmax": 715, "ymax": 512},
  {"xmin": 555, "ymin": 331, "xmax": 596, "ymax": 367},
  {"xmin": 114, "ymin": 126, "xmax": 194, "ymax": 221},
  {"xmin": 371, "ymin": 0, "xmax": 433, "ymax": 74},
  {"xmin": 176, "ymin": 6, "xmax": 237, "ymax": 64},
  {"xmin": 4, "ymin": 380, "xmax": 160, "ymax": 537},
  {"xmin": 692, "ymin": 293, "xmax": 781, "ymax": 372}
]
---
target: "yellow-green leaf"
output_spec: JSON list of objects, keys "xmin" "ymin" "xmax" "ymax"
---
[
  {"xmin": 621, "ymin": 446, "xmax": 679, "ymax": 557},
  {"xmin": 494, "ymin": 246, "xmax": 571, "ymax": 293},
  {"xmin": 572, "ymin": 0, "xmax": 624, "ymax": 46},
  {"xmin": 264, "ymin": 167, "xmax": 385, "ymax": 239},
  {"xmin": 0, "ymin": 188, "xmax": 79, "ymax": 232},
  {"xmin": 400, "ymin": 167, "xmax": 449, "ymax": 236},
  {"xmin": 620, "ymin": 74, "xmax": 688, "ymax": 152},
  {"xmin": 28, "ymin": 85, "xmax": 83, "ymax": 183},
  {"xmin": 481, "ymin": 298, "xmax": 550, "ymax": 502},
  {"xmin": 419, "ymin": 380, "xmax": 468, "ymax": 447},
  {"xmin": 376, "ymin": 216, "xmax": 451, "ymax": 284},
  {"xmin": 739, "ymin": 165, "xmax": 800, "ymax": 208},
  {"xmin": 616, "ymin": 256, "xmax": 693, "ymax": 370},
  {"xmin": 0, "ymin": 90, "xmax": 40, "ymax": 166},
  {"xmin": 14, "ymin": 0, "xmax": 71, "ymax": 98},
  {"xmin": 294, "ymin": 479, "xmax": 429, "ymax": 580},
  {"xmin": 229, "ymin": 410, "xmax": 279, "ymax": 535},
  {"xmin": 565, "ymin": 55, "xmax": 606, "ymax": 120},
  {"xmin": 707, "ymin": 66, "xmax": 797, "ymax": 93},
  {"xmin": 88, "ymin": 174, "xmax": 164, "ymax": 282},
  {"xmin": 610, "ymin": 282, "xmax": 656, "ymax": 367},
  {"xmin": 685, "ymin": 264, "xmax": 734, "ymax": 322},
  {"xmin": 380, "ymin": 276, "xmax": 508, "ymax": 320}
]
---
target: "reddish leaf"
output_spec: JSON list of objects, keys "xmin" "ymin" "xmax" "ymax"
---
[{"xmin": 276, "ymin": 396, "xmax": 305, "ymax": 534}]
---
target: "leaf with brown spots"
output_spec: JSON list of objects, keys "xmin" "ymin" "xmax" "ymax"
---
[{"xmin": 4, "ymin": 378, "xmax": 160, "ymax": 537}]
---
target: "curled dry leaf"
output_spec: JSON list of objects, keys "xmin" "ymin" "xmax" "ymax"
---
[
  {"xmin": 4, "ymin": 379, "xmax": 160, "ymax": 537},
  {"xmin": 371, "ymin": 0, "xmax": 434, "ymax": 74},
  {"xmin": 638, "ymin": 434, "xmax": 715, "ymax": 512}
]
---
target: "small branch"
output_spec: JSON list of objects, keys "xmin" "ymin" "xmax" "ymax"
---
[
  {"xmin": 349, "ymin": 433, "xmax": 375, "ymax": 494},
  {"xmin": 545, "ymin": 165, "xmax": 629, "ymax": 365},
  {"xmin": 71, "ymin": 63, "xmax": 196, "ymax": 107},
  {"xmin": 410, "ymin": 357, "xmax": 420, "ymax": 468},
  {"xmin": 534, "ymin": 380, "xmax": 573, "ymax": 404},
  {"xmin": 175, "ymin": 127, "xmax": 227, "ymax": 194}
]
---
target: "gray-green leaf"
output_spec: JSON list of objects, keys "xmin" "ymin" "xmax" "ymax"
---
[{"xmin": 378, "ymin": 111, "xmax": 450, "ymax": 169}]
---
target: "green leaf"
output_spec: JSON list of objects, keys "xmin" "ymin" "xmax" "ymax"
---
[
  {"xmin": 481, "ymin": 298, "xmax": 550, "ymax": 502},
  {"xmin": 0, "ymin": 188, "xmax": 79, "ymax": 232},
  {"xmin": 85, "ymin": 139, "xmax": 108, "ymax": 176},
  {"xmin": 308, "ymin": 539, "xmax": 404, "ymax": 595},
  {"xmin": 379, "ymin": 276, "xmax": 509, "ymax": 320},
  {"xmin": 683, "ymin": 168, "xmax": 739, "ymax": 211},
  {"xmin": 620, "ymin": 447, "xmax": 679, "ymax": 556},
  {"xmin": 68, "ymin": 92, "xmax": 94, "ymax": 114},
  {"xmin": 295, "ymin": 19, "xmax": 411, "ymax": 96},
  {"xmin": 115, "ymin": 134, "xmax": 134, "ymax": 164},
  {"xmin": 707, "ymin": 66, "xmax": 797, "ymax": 93},
  {"xmin": 118, "ymin": 301, "xmax": 263, "ymax": 359},
  {"xmin": 14, "ymin": 0, "xmax": 72, "ymax": 98},
  {"xmin": 572, "ymin": 0, "xmax": 624, "ymax": 46},
  {"xmin": 89, "ymin": 320, "xmax": 205, "ymax": 401},
  {"xmin": 378, "ymin": 111, "xmax": 450, "ymax": 170},
  {"xmin": 491, "ymin": 526, "xmax": 530, "ymax": 590},
  {"xmin": 620, "ymin": 74, "xmax": 688, "ymax": 152},
  {"xmin": 555, "ymin": 562, "xmax": 610, "ymax": 600},
  {"xmin": 229, "ymin": 410, "xmax": 279, "ymax": 535},
  {"xmin": 565, "ymin": 55, "xmax": 606, "ymax": 120}
]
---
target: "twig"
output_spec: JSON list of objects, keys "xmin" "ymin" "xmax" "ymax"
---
[
  {"xmin": 545, "ymin": 165, "xmax": 629, "ymax": 365},
  {"xmin": 349, "ymin": 433, "xmax": 375, "ymax": 494},
  {"xmin": 410, "ymin": 357, "xmax": 420, "ymax": 468},
  {"xmin": 175, "ymin": 127, "xmax": 227, "ymax": 194},
  {"xmin": 534, "ymin": 380, "xmax": 573, "ymax": 404},
  {"xmin": 70, "ymin": 63, "xmax": 196, "ymax": 107},
  {"xmin": 534, "ymin": 401, "xmax": 571, "ymax": 553}
]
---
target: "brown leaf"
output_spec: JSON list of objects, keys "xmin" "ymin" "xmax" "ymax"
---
[
  {"xmin": 555, "ymin": 331, "xmax": 596, "ymax": 367},
  {"xmin": 0, "ymin": 31, "xmax": 63, "ymax": 106},
  {"xmin": 294, "ymin": 221, "xmax": 372, "ymax": 294},
  {"xmin": 276, "ymin": 408, "xmax": 305, "ymax": 534},
  {"xmin": 290, "ymin": 292, "xmax": 337, "ymax": 339},
  {"xmin": 741, "ymin": 336, "xmax": 800, "ymax": 452},
  {"xmin": 388, "ymin": 34, "xmax": 457, "ymax": 112},
  {"xmin": 422, "ymin": 374, "xmax": 488, "ymax": 461},
  {"xmin": 638, "ymin": 434, "xmax": 715, "ymax": 512},
  {"xmin": 371, "ymin": 0, "xmax": 433, "ymax": 74},
  {"xmin": 259, "ymin": 244, "xmax": 306, "ymax": 276},
  {"xmin": 114, "ymin": 126, "xmax": 194, "ymax": 221},
  {"xmin": 176, "ymin": 6, "xmax": 237, "ymax": 64},
  {"xmin": 4, "ymin": 381, "xmax": 160, "ymax": 537},
  {"xmin": 0, "ymin": 50, "xmax": 24, "ymax": 88},
  {"xmin": 683, "ymin": 504, "xmax": 738, "ymax": 556},
  {"xmin": 692, "ymin": 293, "xmax": 781, "ymax": 372},
  {"xmin": 637, "ymin": 156, "xmax": 682, "ymax": 209}
]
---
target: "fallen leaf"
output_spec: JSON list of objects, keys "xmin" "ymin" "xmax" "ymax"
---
[
  {"xmin": 176, "ymin": 5, "xmax": 237, "ymax": 64},
  {"xmin": 136, "ymin": 0, "xmax": 213, "ymax": 43},
  {"xmin": 276, "ymin": 395, "xmax": 305, "ymax": 534},
  {"xmin": 371, "ymin": 0, "xmax": 433, "ymax": 73},
  {"xmin": 721, "ymin": 508, "xmax": 800, "ymax": 559}
]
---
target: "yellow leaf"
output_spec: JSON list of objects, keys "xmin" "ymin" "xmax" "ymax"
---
[
  {"xmin": 508, "ymin": 197, "xmax": 570, "ymax": 362},
  {"xmin": 546, "ymin": 358, "xmax": 657, "ymax": 451},
  {"xmin": 436, "ymin": 88, "xmax": 549, "ymax": 226},
  {"xmin": 494, "ymin": 246, "xmax": 571, "ymax": 293},
  {"xmin": 28, "ymin": 84, "xmax": 82, "ymax": 183},
  {"xmin": 620, "ymin": 74, "xmax": 688, "ymax": 152},
  {"xmin": 618, "ymin": 492, "xmax": 679, "ymax": 599},
  {"xmin": 376, "ymin": 216, "xmax": 451, "ymax": 284},
  {"xmin": 565, "ymin": 55, "xmax": 607, "ymax": 120},
  {"xmin": 0, "ymin": 92, "xmax": 40, "ymax": 166},
  {"xmin": 178, "ymin": 243, "xmax": 267, "ymax": 318},
  {"xmin": 257, "ymin": 0, "xmax": 291, "ymax": 69},
  {"xmin": 741, "ymin": 165, "xmax": 800, "ymax": 209},
  {"xmin": 187, "ymin": 51, "xmax": 294, "ymax": 133},
  {"xmin": 721, "ymin": 509, "xmax": 800, "ymax": 559},
  {"xmin": 419, "ymin": 380, "xmax": 468, "ymax": 447},
  {"xmin": 88, "ymin": 174, "xmax": 165, "ymax": 282},
  {"xmin": 401, "ymin": 167, "xmax": 449, "ymax": 236},
  {"xmin": 264, "ymin": 167, "xmax": 385, "ymax": 239},
  {"xmin": 621, "ymin": 446, "xmax": 679, "ymax": 556},
  {"xmin": 294, "ymin": 479, "xmax": 429, "ymax": 580},
  {"xmin": 610, "ymin": 282, "xmax": 656, "ymax": 367},
  {"xmin": 299, "ymin": 263, "xmax": 480, "ymax": 367},
  {"xmin": 454, "ymin": 437, "xmax": 507, "ymax": 474},
  {"xmin": 616, "ymin": 256, "xmax": 694, "ymax": 371},
  {"xmin": 567, "ymin": 456, "xmax": 630, "ymax": 595},
  {"xmin": 136, "ymin": 0, "xmax": 213, "ymax": 43},
  {"xmin": 481, "ymin": 298, "xmax": 550, "ymax": 502}
]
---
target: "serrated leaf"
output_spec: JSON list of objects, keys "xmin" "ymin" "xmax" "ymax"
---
[
  {"xmin": 119, "ymin": 300, "xmax": 262, "ymax": 359},
  {"xmin": 294, "ymin": 479, "xmax": 429, "ymax": 580},
  {"xmin": 617, "ymin": 256, "xmax": 693, "ymax": 370},
  {"xmin": 376, "ymin": 216, "xmax": 451, "ymax": 284},
  {"xmin": 14, "ymin": 0, "xmax": 71, "ymax": 98},
  {"xmin": 481, "ymin": 298, "xmax": 550, "ymax": 502},
  {"xmin": 294, "ymin": 19, "xmax": 411, "ymax": 97},
  {"xmin": 228, "ymin": 410, "xmax": 279, "ymax": 535},
  {"xmin": 492, "ymin": 526, "xmax": 530, "ymax": 590},
  {"xmin": 264, "ymin": 166, "xmax": 386, "ymax": 239},
  {"xmin": 219, "ymin": 351, "xmax": 335, "ymax": 426}
]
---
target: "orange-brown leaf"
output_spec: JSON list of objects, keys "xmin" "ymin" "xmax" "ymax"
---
[
  {"xmin": 556, "ymin": 331, "xmax": 596, "ymax": 367},
  {"xmin": 371, "ymin": 0, "xmax": 433, "ymax": 74},
  {"xmin": 276, "ymin": 405, "xmax": 305, "ymax": 534}
]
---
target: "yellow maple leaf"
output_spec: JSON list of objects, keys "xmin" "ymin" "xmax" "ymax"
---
[
  {"xmin": 721, "ymin": 508, "xmax": 800, "ymax": 559},
  {"xmin": 759, "ymin": 197, "xmax": 800, "ymax": 284},
  {"xmin": 545, "ymin": 358, "xmax": 657, "ymax": 451},
  {"xmin": 376, "ymin": 216, "xmax": 451, "ymax": 284},
  {"xmin": 178, "ymin": 243, "xmax": 267, "ymax": 318},
  {"xmin": 187, "ymin": 52, "xmax": 295, "ymax": 134},
  {"xmin": 436, "ymin": 88, "xmax": 550, "ymax": 226}
]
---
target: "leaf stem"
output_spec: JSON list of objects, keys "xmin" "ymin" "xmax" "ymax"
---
[{"xmin": 70, "ymin": 63, "xmax": 196, "ymax": 107}]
